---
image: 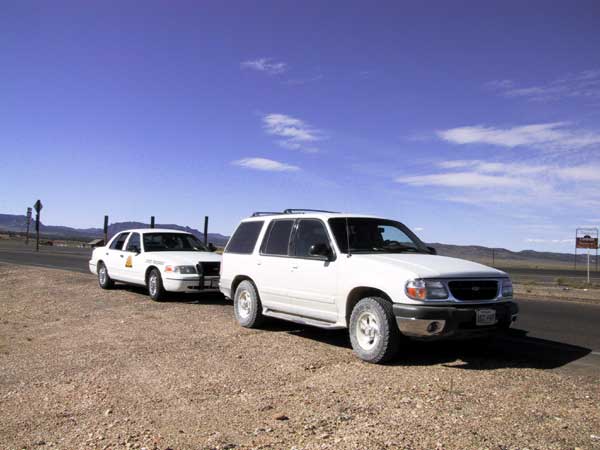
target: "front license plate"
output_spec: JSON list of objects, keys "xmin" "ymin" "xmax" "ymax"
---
[{"xmin": 476, "ymin": 309, "xmax": 496, "ymax": 326}]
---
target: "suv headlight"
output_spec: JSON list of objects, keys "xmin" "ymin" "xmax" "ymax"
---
[
  {"xmin": 502, "ymin": 279, "xmax": 513, "ymax": 298},
  {"xmin": 165, "ymin": 265, "xmax": 197, "ymax": 274},
  {"xmin": 405, "ymin": 279, "xmax": 449, "ymax": 300}
]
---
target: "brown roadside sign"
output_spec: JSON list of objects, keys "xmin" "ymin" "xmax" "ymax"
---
[{"xmin": 576, "ymin": 235, "xmax": 598, "ymax": 249}]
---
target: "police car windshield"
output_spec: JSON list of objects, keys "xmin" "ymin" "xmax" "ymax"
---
[{"xmin": 143, "ymin": 233, "xmax": 208, "ymax": 252}]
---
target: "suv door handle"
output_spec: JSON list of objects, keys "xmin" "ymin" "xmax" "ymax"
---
[
  {"xmin": 120, "ymin": 254, "xmax": 124, "ymax": 258},
  {"xmin": 291, "ymin": 264, "xmax": 298, "ymax": 270}
]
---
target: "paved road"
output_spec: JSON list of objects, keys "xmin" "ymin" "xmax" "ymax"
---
[
  {"xmin": 0, "ymin": 242, "xmax": 91, "ymax": 273},
  {"xmin": 1, "ymin": 241, "xmax": 599, "ymax": 374}
]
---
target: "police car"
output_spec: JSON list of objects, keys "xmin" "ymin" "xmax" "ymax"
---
[{"xmin": 89, "ymin": 229, "xmax": 221, "ymax": 301}]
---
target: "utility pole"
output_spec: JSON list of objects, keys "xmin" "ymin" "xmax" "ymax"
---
[
  {"xmin": 492, "ymin": 248, "xmax": 495, "ymax": 266},
  {"xmin": 150, "ymin": 216, "xmax": 155, "ymax": 229},
  {"xmin": 103, "ymin": 215, "xmax": 109, "ymax": 245},
  {"xmin": 34, "ymin": 200, "xmax": 43, "ymax": 252},
  {"xmin": 203, "ymin": 216, "xmax": 209, "ymax": 246},
  {"xmin": 25, "ymin": 207, "xmax": 32, "ymax": 245}
]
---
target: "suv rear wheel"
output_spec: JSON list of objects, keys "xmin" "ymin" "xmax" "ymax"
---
[
  {"xmin": 349, "ymin": 297, "xmax": 400, "ymax": 364},
  {"xmin": 234, "ymin": 280, "xmax": 264, "ymax": 328}
]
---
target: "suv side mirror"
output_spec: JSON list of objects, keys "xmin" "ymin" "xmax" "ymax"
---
[
  {"xmin": 309, "ymin": 243, "xmax": 333, "ymax": 260},
  {"xmin": 427, "ymin": 246, "xmax": 437, "ymax": 255},
  {"xmin": 130, "ymin": 245, "xmax": 141, "ymax": 254},
  {"xmin": 207, "ymin": 243, "xmax": 217, "ymax": 252}
]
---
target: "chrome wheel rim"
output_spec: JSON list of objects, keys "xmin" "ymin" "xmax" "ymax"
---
[
  {"xmin": 149, "ymin": 274, "xmax": 157, "ymax": 296},
  {"xmin": 238, "ymin": 290, "xmax": 252, "ymax": 319},
  {"xmin": 99, "ymin": 266, "xmax": 107, "ymax": 285},
  {"xmin": 356, "ymin": 311, "xmax": 381, "ymax": 351}
]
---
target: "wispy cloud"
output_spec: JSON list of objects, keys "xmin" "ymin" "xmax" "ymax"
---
[
  {"xmin": 232, "ymin": 157, "xmax": 299, "ymax": 172},
  {"xmin": 437, "ymin": 122, "xmax": 600, "ymax": 151},
  {"xmin": 241, "ymin": 58, "xmax": 287, "ymax": 75},
  {"xmin": 394, "ymin": 159, "xmax": 600, "ymax": 210},
  {"xmin": 486, "ymin": 69, "xmax": 600, "ymax": 102},
  {"xmin": 263, "ymin": 113, "xmax": 323, "ymax": 152}
]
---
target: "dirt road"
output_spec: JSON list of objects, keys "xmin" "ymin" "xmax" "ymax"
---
[{"xmin": 1, "ymin": 266, "xmax": 599, "ymax": 449}]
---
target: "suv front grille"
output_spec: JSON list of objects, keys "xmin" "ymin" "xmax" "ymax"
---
[
  {"xmin": 197, "ymin": 261, "xmax": 221, "ymax": 277},
  {"xmin": 448, "ymin": 280, "xmax": 498, "ymax": 301}
]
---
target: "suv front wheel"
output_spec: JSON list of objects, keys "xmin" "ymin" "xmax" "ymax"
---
[
  {"xmin": 234, "ymin": 280, "xmax": 264, "ymax": 328},
  {"xmin": 349, "ymin": 297, "xmax": 400, "ymax": 364}
]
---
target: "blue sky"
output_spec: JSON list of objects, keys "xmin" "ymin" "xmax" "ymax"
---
[{"xmin": 1, "ymin": 1, "xmax": 600, "ymax": 251}]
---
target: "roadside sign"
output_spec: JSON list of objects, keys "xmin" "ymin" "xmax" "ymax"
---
[
  {"xmin": 576, "ymin": 229, "xmax": 599, "ymax": 249},
  {"xmin": 26, "ymin": 207, "xmax": 32, "ymax": 222},
  {"xmin": 34, "ymin": 199, "xmax": 43, "ymax": 213}
]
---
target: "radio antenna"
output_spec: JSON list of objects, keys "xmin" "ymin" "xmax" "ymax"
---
[{"xmin": 345, "ymin": 217, "xmax": 352, "ymax": 257}]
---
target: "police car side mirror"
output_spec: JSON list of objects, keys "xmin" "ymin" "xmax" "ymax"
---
[{"xmin": 208, "ymin": 243, "xmax": 217, "ymax": 252}]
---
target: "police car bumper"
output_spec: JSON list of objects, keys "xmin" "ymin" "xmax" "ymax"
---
[{"xmin": 163, "ymin": 276, "xmax": 220, "ymax": 292}]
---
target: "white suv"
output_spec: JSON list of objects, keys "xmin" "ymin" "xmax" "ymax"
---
[{"xmin": 219, "ymin": 210, "xmax": 518, "ymax": 363}]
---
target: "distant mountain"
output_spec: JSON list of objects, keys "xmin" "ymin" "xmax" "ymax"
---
[
  {"xmin": 430, "ymin": 242, "xmax": 588, "ymax": 265},
  {"xmin": 0, "ymin": 213, "xmax": 590, "ymax": 264},
  {"xmin": 0, "ymin": 214, "xmax": 230, "ymax": 246}
]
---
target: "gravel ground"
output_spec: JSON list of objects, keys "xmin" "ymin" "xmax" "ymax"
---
[
  {"xmin": 1, "ymin": 266, "xmax": 599, "ymax": 450},
  {"xmin": 514, "ymin": 283, "xmax": 600, "ymax": 305}
]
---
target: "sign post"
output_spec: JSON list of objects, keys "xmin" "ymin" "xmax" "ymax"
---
[
  {"xmin": 103, "ymin": 215, "xmax": 109, "ymax": 245},
  {"xmin": 576, "ymin": 228, "xmax": 599, "ymax": 284},
  {"xmin": 25, "ymin": 207, "xmax": 32, "ymax": 245},
  {"xmin": 34, "ymin": 200, "xmax": 43, "ymax": 252},
  {"xmin": 204, "ymin": 216, "xmax": 209, "ymax": 246}
]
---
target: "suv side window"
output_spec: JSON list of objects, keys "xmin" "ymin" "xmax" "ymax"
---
[
  {"xmin": 225, "ymin": 221, "xmax": 264, "ymax": 254},
  {"xmin": 261, "ymin": 220, "xmax": 294, "ymax": 256},
  {"xmin": 110, "ymin": 232, "xmax": 130, "ymax": 250},
  {"xmin": 292, "ymin": 219, "xmax": 331, "ymax": 258},
  {"xmin": 125, "ymin": 233, "xmax": 141, "ymax": 252}
]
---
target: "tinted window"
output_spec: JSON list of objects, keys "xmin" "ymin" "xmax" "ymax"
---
[
  {"xmin": 143, "ymin": 233, "xmax": 207, "ymax": 252},
  {"xmin": 261, "ymin": 220, "xmax": 294, "ymax": 256},
  {"xmin": 328, "ymin": 218, "xmax": 428, "ymax": 254},
  {"xmin": 225, "ymin": 221, "xmax": 264, "ymax": 254},
  {"xmin": 110, "ymin": 232, "xmax": 130, "ymax": 251},
  {"xmin": 126, "ymin": 233, "xmax": 141, "ymax": 252},
  {"xmin": 293, "ymin": 220, "xmax": 330, "ymax": 258}
]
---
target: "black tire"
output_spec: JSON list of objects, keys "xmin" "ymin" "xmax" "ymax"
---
[
  {"xmin": 349, "ymin": 297, "xmax": 400, "ymax": 364},
  {"xmin": 233, "ymin": 280, "xmax": 264, "ymax": 328},
  {"xmin": 97, "ymin": 262, "xmax": 114, "ymax": 289},
  {"xmin": 147, "ymin": 268, "xmax": 166, "ymax": 302}
]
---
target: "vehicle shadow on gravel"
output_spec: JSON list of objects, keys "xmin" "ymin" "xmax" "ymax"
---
[
  {"xmin": 113, "ymin": 284, "xmax": 229, "ymax": 305},
  {"xmin": 265, "ymin": 322, "xmax": 592, "ymax": 371}
]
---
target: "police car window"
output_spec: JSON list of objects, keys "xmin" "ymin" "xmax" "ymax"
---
[
  {"xmin": 110, "ymin": 232, "xmax": 130, "ymax": 251},
  {"xmin": 126, "ymin": 233, "xmax": 141, "ymax": 252}
]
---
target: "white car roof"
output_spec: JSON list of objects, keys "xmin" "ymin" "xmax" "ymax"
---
[
  {"xmin": 117, "ymin": 228, "xmax": 194, "ymax": 234},
  {"xmin": 241, "ymin": 212, "xmax": 385, "ymax": 222}
]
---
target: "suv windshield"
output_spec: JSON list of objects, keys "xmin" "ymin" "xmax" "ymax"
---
[
  {"xmin": 328, "ymin": 218, "xmax": 430, "ymax": 254},
  {"xmin": 143, "ymin": 233, "xmax": 208, "ymax": 252}
]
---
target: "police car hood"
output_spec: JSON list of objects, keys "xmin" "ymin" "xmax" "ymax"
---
[{"xmin": 145, "ymin": 251, "xmax": 221, "ymax": 265}]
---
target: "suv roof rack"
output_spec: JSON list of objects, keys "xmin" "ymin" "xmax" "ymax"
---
[
  {"xmin": 250, "ymin": 212, "xmax": 285, "ymax": 217},
  {"xmin": 283, "ymin": 209, "xmax": 339, "ymax": 214}
]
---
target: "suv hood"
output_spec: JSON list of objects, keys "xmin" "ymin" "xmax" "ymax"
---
[
  {"xmin": 363, "ymin": 254, "xmax": 507, "ymax": 279},
  {"xmin": 144, "ymin": 251, "xmax": 221, "ymax": 265}
]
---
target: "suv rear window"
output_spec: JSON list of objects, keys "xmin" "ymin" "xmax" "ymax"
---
[
  {"xmin": 261, "ymin": 220, "xmax": 294, "ymax": 256},
  {"xmin": 225, "ymin": 221, "xmax": 264, "ymax": 254}
]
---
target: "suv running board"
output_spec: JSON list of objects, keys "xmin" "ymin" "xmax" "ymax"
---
[{"xmin": 262, "ymin": 309, "xmax": 345, "ymax": 330}]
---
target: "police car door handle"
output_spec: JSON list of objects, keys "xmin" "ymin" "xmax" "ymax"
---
[{"xmin": 120, "ymin": 255, "xmax": 124, "ymax": 258}]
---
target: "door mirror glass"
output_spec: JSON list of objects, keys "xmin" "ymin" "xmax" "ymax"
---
[
  {"xmin": 308, "ymin": 243, "xmax": 333, "ymax": 260},
  {"xmin": 427, "ymin": 246, "xmax": 437, "ymax": 255}
]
